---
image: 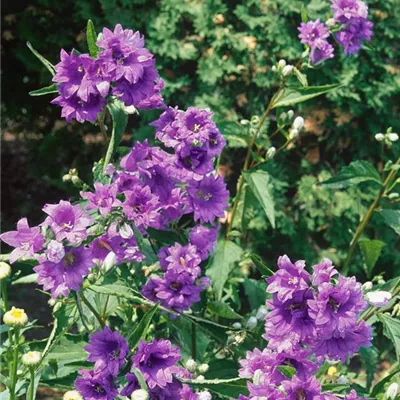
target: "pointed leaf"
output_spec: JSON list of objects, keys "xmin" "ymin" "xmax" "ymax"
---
[
  {"xmin": 301, "ymin": 4, "xmax": 308, "ymax": 22},
  {"xmin": 244, "ymin": 170, "xmax": 275, "ymax": 228},
  {"xmin": 29, "ymin": 83, "xmax": 58, "ymax": 96},
  {"xmin": 207, "ymin": 301, "xmax": 242, "ymax": 320},
  {"xmin": 358, "ymin": 239, "xmax": 385, "ymax": 277},
  {"xmin": 249, "ymin": 254, "xmax": 274, "ymax": 277},
  {"xmin": 86, "ymin": 20, "xmax": 99, "ymax": 58},
  {"xmin": 378, "ymin": 314, "xmax": 400, "ymax": 361},
  {"xmin": 26, "ymin": 42, "xmax": 55, "ymax": 76},
  {"xmin": 378, "ymin": 209, "xmax": 400, "ymax": 235},
  {"xmin": 318, "ymin": 160, "xmax": 382, "ymax": 189},
  {"xmin": 127, "ymin": 304, "xmax": 159, "ymax": 350},
  {"xmin": 272, "ymin": 84, "xmax": 341, "ymax": 108}
]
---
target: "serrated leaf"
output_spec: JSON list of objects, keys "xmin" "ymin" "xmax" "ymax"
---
[
  {"xmin": 206, "ymin": 240, "xmax": 242, "ymax": 300},
  {"xmin": 378, "ymin": 314, "xmax": 400, "ymax": 361},
  {"xmin": 272, "ymin": 84, "xmax": 341, "ymax": 108},
  {"xmin": 29, "ymin": 83, "xmax": 58, "ymax": 96},
  {"xmin": 359, "ymin": 346, "xmax": 379, "ymax": 390},
  {"xmin": 127, "ymin": 303, "xmax": 159, "ymax": 350},
  {"xmin": 378, "ymin": 209, "xmax": 400, "ymax": 235},
  {"xmin": 26, "ymin": 41, "xmax": 55, "ymax": 76},
  {"xmin": 244, "ymin": 170, "xmax": 275, "ymax": 228},
  {"xmin": 318, "ymin": 160, "xmax": 382, "ymax": 189},
  {"xmin": 86, "ymin": 20, "xmax": 99, "ymax": 58},
  {"xmin": 358, "ymin": 239, "xmax": 385, "ymax": 277},
  {"xmin": 182, "ymin": 377, "xmax": 249, "ymax": 398},
  {"xmin": 147, "ymin": 228, "xmax": 182, "ymax": 246},
  {"xmin": 207, "ymin": 301, "xmax": 242, "ymax": 320}
]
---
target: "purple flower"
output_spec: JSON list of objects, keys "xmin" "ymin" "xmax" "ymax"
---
[
  {"xmin": 267, "ymin": 255, "xmax": 310, "ymax": 302},
  {"xmin": 176, "ymin": 142, "xmax": 214, "ymax": 175},
  {"xmin": 162, "ymin": 243, "xmax": 201, "ymax": 274},
  {"xmin": 45, "ymin": 240, "xmax": 65, "ymax": 263},
  {"xmin": 336, "ymin": 18, "xmax": 373, "ymax": 55},
  {"xmin": 310, "ymin": 40, "xmax": 335, "ymax": 65},
  {"xmin": 331, "ymin": 0, "xmax": 368, "ymax": 23},
  {"xmin": 189, "ymin": 225, "xmax": 218, "ymax": 260},
  {"xmin": 282, "ymin": 375, "xmax": 322, "ymax": 400},
  {"xmin": 34, "ymin": 246, "xmax": 92, "ymax": 298},
  {"xmin": 152, "ymin": 107, "xmax": 182, "ymax": 148},
  {"xmin": 120, "ymin": 373, "xmax": 140, "ymax": 397},
  {"xmin": 344, "ymin": 390, "xmax": 367, "ymax": 400},
  {"xmin": 187, "ymin": 175, "xmax": 229, "ymax": 224},
  {"xmin": 43, "ymin": 200, "xmax": 93, "ymax": 245},
  {"xmin": 84, "ymin": 326, "xmax": 129, "ymax": 376},
  {"xmin": 239, "ymin": 348, "xmax": 278, "ymax": 379},
  {"xmin": 75, "ymin": 370, "xmax": 117, "ymax": 400},
  {"xmin": 0, "ymin": 218, "xmax": 44, "ymax": 263},
  {"xmin": 311, "ymin": 258, "xmax": 337, "ymax": 286},
  {"xmin": 81, "ymin": 182, "xmax": 120, "ymax": 216},
  {"xmin": 298, "ymin": 20, "xmax": 330, "ymax": 46},
  {"xmin": 132, "ymin": 339, "xmax": 181, "ymax": 389}
]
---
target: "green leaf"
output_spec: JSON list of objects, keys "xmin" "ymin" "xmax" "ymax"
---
[
  {"xmin": 243, "ymin": 279, "xmax": 267, "ymax": 310},
  {"xmin": 370, "ymin": 368, "xmax": 400, "ymax": 397},
  {"xmin": 318, "ymin": 160, "xmax": 382, "ymax": 189},
  {"xmin": 29, "ymin": 83, "xmax": 58, "ymax": 96},
  {"xmin": 127, "ymin": 303, "xmax": 159, "ymax": 350},
  {"xmin": 358, "ymin": 239, "xmax": 385, "ymax": 277},
  {"xmin": 12, "ymin": 273, "xmax": 38, "ymax": 285},
  {"xmin": 207, "ymin": 301, "xmax": 242, "ymax": 320},
  {"xmin": 244, "ymin": 170, "xmax": 275, "ymax": 228},
  {"xmin": 301, "ymin": 4, "xmax": 308, "ymax": 22},
  {"xmin": 147, "ymin": 228, "xmax": 183, "ymax": 246},
  {"xmin": 293, "ymin": 67, "xmax": 308, "ymax": 87},
  {"xmin": 206, "ymin": 240, "xmax": 242, "ymax": 300},
  {"xmin": 26, "ymin": 41, "xmax": 55, "ymax": 76},
  {"xmin": 103, "ymin": 100, "xmax": 128, "ymax": 173},
  {"xmin": 272, "ymin": 84, "xmax": 341, "ymax": 108},
  {"xmin": 378, "ymin": 314, "xmax": 400, "ymax": 361},
  {"xmin": 86, "ymin": 20, "xmax": 99, "ymax": 58},
  {"xmin": 89, "ymin": 281, "xmax": 134, "ymax": 299},
  {"xmin": 131, "ymin": 367, "xmax": 148, "ymax": 391},
  {"xmin": 182, "ymin": 377, "xmax": 249, "ymax": 399},
  {"xmin": 47, "ymin": 335, "xmax": 88, "ymax": 362},
  {"xmin": 359, "ymin": 346, "xmax": 379, "ymax": 390},
  {"xmin": 276, "ymin": 365, "xmax": 296, "ymax": 379},
  {"xmin": 249, "ymin": 254, "xmax": 274, "ymax": 277},
  {"xmin": 378, "ymin": 209, "xmax": 400, "ymax": 235}
]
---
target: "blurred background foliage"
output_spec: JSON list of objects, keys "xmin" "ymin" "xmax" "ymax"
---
[{"xmin": 2, "ymin": 0, "xmax": 400, "ymax": 281}]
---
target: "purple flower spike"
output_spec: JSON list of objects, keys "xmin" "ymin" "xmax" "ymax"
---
[
  {"xmin": 85, "ymin": 326, "xmax": 129, "ymax": 376},
  {"xmin": 75, "ymin": 370, "xmax": 118, "ymax": 400},
  {"xmin": 43, "ymin": 200, "xmax": 93, "ymax": 245},
  {"xmin": 132, "ymin": 339, "xmax": 181, "ymax": 389},
  {"xmin": 0, "ymin": 218, "xmax": 44, "ymax": 263}
]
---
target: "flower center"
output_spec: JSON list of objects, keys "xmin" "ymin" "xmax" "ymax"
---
[
  {"xmin": 94, "ymin": 385, "xmax": 105, "ymax": 393},
  {"xmin": 193, "ymin": 123, "xmax": 201, "ymax": 132},
  {"xmin": 288, "ymin": 277, "xmax": 298, "ymax": 285},
  {"xmin": 296, "ymin": 389, "xmax": 306, "ymax": 400},
  {"xmin": 64, "ymin": 253, "xmax": 76, "ymax": 266},
  {"xmin": 328, "ymin": 297, "xmax": 340, "ymax": 313},
  {"xmin": 180, "ymin": 257, "xmax": 186, "ymax": 266},
  {"xmin": 21, "ymin": 242, "xmax": 30, "ymax": 251},
  {"xmin": 109, "ymin": 349, "xmax": 120, "ymax": 360},
  {"xmin": 196, "ymin": 190, "xmax": 212, "ymax": 201},
  {"xmin": 11, "ymin": 309, "xmax": 24, "ymax": 319}
]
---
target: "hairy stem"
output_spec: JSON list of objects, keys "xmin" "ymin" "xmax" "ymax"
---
[
  {"xmin": 9, "ymin": 328, "xmax": 19, "ymax": 400},
  {"xmin": 342, "ymin": 156, "xmax": 400, "ymax": 274}
]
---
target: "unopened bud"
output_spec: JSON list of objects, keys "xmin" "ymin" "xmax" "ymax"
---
[
  {"xmin": 287, "ymin": 110, "xmax": 294, "ymax": 119},
  {"xmin": 46, "ymin": 240, "xmax": 65, "ymax": 263},
  {"xmin": 375, "ymin": 133, "xmax": 385, "ymax": 142},
  {"xmin": 102, "ymin": 252, "xmax": 117, "ymax": 273},
  {"xmin": 266, "ymin": 146, "xmax": 276, "ymax": 159},
  {"xmin": 0, "ymin": 262, "xmax": 11, "ymax": 280},
  {"xmin": 387, "ymin": 133, "xmax": 399, "ymax": 142},
  {"xmin": 362, "ymin": 281, "xmax": 373, "ymax": 291},
  {"xmin": 278, "ymin": 59, "xmax": 286, "ymax": 70},
  {"xmin": 195, "ymin": 375, "xmax": 205, "ymax": 382},
  {"xmin": 185, "ymin": 358, "xmax": 197, "ymax": 373},
  {"xmin": 387, "ymin": 382, "xmax": 399, "ymax": 400},
  {"xmin": 365, "ymin": 291, "xmax": 392, "ymax": 307},
  {"xmin": 63, "ymin": 391, "xmax": 83, "ymax": 400},
  {"xmin": 240, "ymin": 119, "xmax": 249, "ymax": 125},
  {"xmin": 71, "ymin": 176, "xmax": 82, "ymax": 186},
  {"xmin": 256, "ymin": 306, "xmax": 268, "ymax": 320},
  {"xmin": 198, "ymin": 363, "xmax": 209, "ymax": 374},
  {"xmin": 22, "ymin": 351, "xmax": 41, "ymax": 367},
  {"xmin": 131, "ymin": 389, "xmax": 148, "ymax": 400},
  {"xmin": 3, "ymin": 307, "xmax": 28, "ymax": 327},
  {"xmin": 198, "ymin": 391, "xmax": 212, "ymax": 400},
  {"xmin": 120, "ymin": 223, "xmax": 134, "ymax": 239},
  {"xmin": 62, "ymin": 174, "xmax": 72, "ymax": 182},
  {"xmin": 289, "ymin": 129, "xmax": 299, "ymax": 140},
  {"xmin": 246, "ymin": 316, "xmax": 258, "ymax": 330},
  {"xmin": 279, "ymin": 112, "xmax": 287, "ymax": 122},
  {"xmin": 326, "ymin": 18, "xmax": 336, "ymax": 27},
  {"xmin": 271, "ymin": 65, "xmax": 277, "ymax": 72},
  {"xmin": 251, "ymin": 115, "xmax": 260, "ymax": 124},
  {"xmin": 282, "ymin": 65, "xmax": 294, "ymax": 76},
  {"xmin": 293, "ymin": 116, "xmax": 304, "ymax": 131},
  {"xmin": 388, "ymin": 192, "xmax": 399, "ymax": 199},
  {"xmin": 232, "ymin": 322, "xmax": 242, "ymax": 329},
  {"xmin": 124, "ymin": 105, "xmax": 138, "ymax": 114}
]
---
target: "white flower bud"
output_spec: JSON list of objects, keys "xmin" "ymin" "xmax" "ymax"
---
[
  {"xmin": 362, "ymin": 281, "xmax": 373, "ymax": 291},
  {"xmin": 279, "ymin": 112, "xmax": 287, "ymax": 121},
  {"xmin": 124, "ymin": 105, "xmax": 138, "ymax": 114},
  {"xmin": 22, "ymin": 351, "xmax": 41, "ymax": 367},
  {"xmin": 287, "ymin": 110, "xmax": 294, "ymax": 119},
  {"xmin": 365, "ymin": 291, "xmax": 392, "ymax": 307},
  {"xmin": 388, "ymin": 192, "xmax": 399, "ymax": 199},
  {"xmin": 198, "ymin": 391, "xmax": 212, "ymax": 400},
  {"xmin": 120, "ymin": 223, "xmax": 134, "ymax": 239},
  {"xmin": 232, "ymin": 322, "xmax": 242, "ymax": 329},
  {"xmin": 131, "ymin": 389, "xmax": 149, "ymax": 400},
  {"xmin": 46, "ymin": 240, "xmax": 65, "ymax": 263},
  {"xmin": 387, "ymin": 133, "xmax": 399, "ymax": 142},
  {"xmin": 195, "ymin": 375, "xmax": 205, "ymax": 381},
  {"xmin": 256, "ymin": 306, "xmax": 268, "ymax": 320},
  {"xmin": 278, "ymin": 59, "xmax": 286, "ymax": 70},
  {"xmin": 63, "ymin": 391, "xmax": 83, "ymax": 400},
  {"xmin": 326, "ymin": 18, "xmax": 336, "ymax": 27},
  {"xmin": 337, "ymin": 375, "xmax": 348, "ymax": 384},
  {"xmin": 102, "ymin": 252, "xmax": 117, "ymax": 273},
  {"xmin": 266, "ymin": 146, "xmax": 276, "ymax": 159},
  {"xmin": 198, "ymin": 363, "xmax": 209, "ymax": 374},
  {"xmin": 240, "ymin": 119, "xmax": 249, "ymax": 125},
  {"xmin": 105, "ymin": 164, "xmax": 115, "ymax": 176},
  {"xmin": 62, "ymin": 174, "xmax": 72, "ymax": 182},
  {"xmin": 293, "ymin": 116, "xmax": 305, "ymax": 131},
  {"xmin": 282, "ymin": 65, "xmax": 294, "ymax": 76},
  {"xmin": 271, "ymin": 65, "xmax": 277, "ymax": 72},
  {"xmin": 246, "ymin": 316, "xmax": 258, "ymax": 330},
  {"xmin": 0, "ymin": 262, "xmax": 11, "ymax": 280},
  {"xmin": 3, "ymin": 307, "xmax": 28, "ymax": 327},
  {"xmin": 387, "ymin": 382, "xmax": 399, "ymax": 400},
  {"xmin": 289, "ymin": 129, "xmax": 299, "ymax": 140},
  {"xmin": 375, "ymin": 133, "xmax": 385, "ymax": 142},
  {"xmin": 185, "ymin": 358, "xmax": 197, "ymax": 373}
]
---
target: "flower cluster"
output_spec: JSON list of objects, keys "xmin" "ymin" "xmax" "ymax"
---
[
  {"xmin": 76, "ymin": 328, "xmax": 200, "ymax": 399},
  {"xmin": 51, "ymin": 24, "xmax": 164, "ymax": 123},
  {"xmin": 237, "ymin": 255, "xmax": 372, "ymax": 400},
  {"xmin": 298, "ymin": 0, "xmax": 373, "ymax": 64}
]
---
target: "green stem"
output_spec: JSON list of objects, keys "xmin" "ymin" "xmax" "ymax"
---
[
  {"xmin": 97, "ymin": 114, "xmax": 108, "ymax": 145},
  {"xmin": 28, "ymin": 368, "xmax": 35, "ymax": 400},
  {"xmin": 74, "ymin": 291, "xmax": 91, "ymax": 333},
  {"xmin": 2, "ymin": 279, "xmax": 13, "ymax": 362},
  {"xmin": 80, "ymin": 292, "xmax": 105, "ymax": 328},
  {"xmin": 9, "ymin": 328, "xmax": 19, "ymax": 400},
  {"xmin": 342, "ymin": 156, "xmax": 400, "ymax": 274},
  {"xmin": 191, "ymin": 321, "xmax": 197, "ymax": 360},
  {"xmin": 102, "ymin": 295, "xmax": 110, "ymax": 321}
]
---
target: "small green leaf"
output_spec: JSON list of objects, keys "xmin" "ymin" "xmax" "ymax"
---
[
  {"xmin": 206, "ymin": 240, "xmax": 242, "ymax": 300},
  {"xmin": 277, "ymin": 365, "xmax": 296, "ymax": 378},
  {"xmin": 249, "ymin": 254, "xmax": 274, "ymax": 277},
  {"xmin": 244, "ymin": 170, "xmax": 275, "ymax": 228},
  {"xmin": 378, "ymin": 314, "xmax": 400, "ymax": 361},
  {"xmin": 370, "ymin": 368, "xmax": 400, "ymax": 397},
  {"xmin": 301, "ymin": 4, "xmax": 308, "ymax": 22},
  {"xmin": 207, "ymin": 301, "xmax": 242, "ymax": 320},
  {"xmin": 378, "ymin": 209, "xmax": 400, "ymax": 235},
  {"xmin": 29, "ymin": 83, "xmax": 58, "ymax": 96},
  {"xmin": 26, "ymin": 41, "xmax": 55, "ymax": 76},
  {"xmin": 89, "ymin": 281, "xmax": 134, "ymax": 299},
  {"xmin": 131, "ymin": 367, "xmax": 148, "ymax": 391},
  {"xmin": 272, "ymin": 84, "xmax": 341, "ymax": 108},
  {"xmin": 182, "ymin": 377, "xmax": 249, "ymax": 399},
  {"xmin": 293, "ymin": 67, "xmax": 308, "ymax": 87},
  {"xmin": 86, "ymin": 20, "xmax": 99, "ymax": 58},
  {"xmin": 127, "ymin": 304, "xmax": 159, "ymax": 350},
  {"xmin": 12, "ymin": 273, "xmax": 38, "ymax": 285},
  {"xmin": 318, "ymin": 160, "xmax": 382, "ymax": 189},
  {"xmin": 358, "ymin": 239, "xmax": 385, "ymax": 277}
]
